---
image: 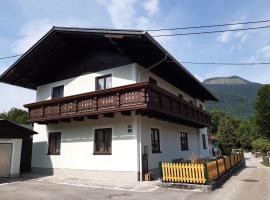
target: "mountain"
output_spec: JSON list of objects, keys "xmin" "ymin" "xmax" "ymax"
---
[{"xmin": 203, "ymin": 76, "xmax": 263, "ymax": 119}]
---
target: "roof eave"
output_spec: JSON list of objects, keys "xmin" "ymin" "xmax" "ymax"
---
[{"xmin": 144, "ymin": 32, "xmax": 218, "ymax": 101}]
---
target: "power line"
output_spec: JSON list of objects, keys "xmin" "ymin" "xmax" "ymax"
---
[
  {"xmin": 0, "ymin": 54, "xmax": 22, "ymax": 60},
  {"xmin": 152, "ymin": 24, "xmax": 270, "ymax": 37},
  {"xmin": 180, "ymin": 61, "xmax": 270, "ymax": 66},
  {"xmin": 1, "ymin": 53, "xmax": 270, "ymax": 66},
  {"xmin": 147, "ymin": 19, "xmax": 270, "ymax": 32}
]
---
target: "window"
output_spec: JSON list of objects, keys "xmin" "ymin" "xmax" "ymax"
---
[
  {"xmin": 52, "ymin": 85, "xmax": 64, "ymax": 99},
  {"xmin": 94, "ymin": 128, "xmax": 112, "ymax": 155},
  {"xmin": 96, "ymin": 74, "xmax": 112, "ymax": 90},
  {"xmin": 48, "ymin": 132, "xmax": 61, "ymax": 155},
  {"xmin": 149, "ymin": 77, "xmax": 157, "ymax": 85},
  {"xmin": 199, "ymin": 104, "xmax": 203, "ymax": 110},
  {"xmin": 151, "ymin": 128, "xmax": 161, "ymax": 153},
  {"xmin": 180, "ymin": 132, "xmax": 188, "ymax": 151},
  {"xmin": 202, "ymin": 134, "xmax": 207, "ymax": 149}
]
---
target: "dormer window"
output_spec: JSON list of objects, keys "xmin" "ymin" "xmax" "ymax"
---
[
  {"xmin": 52, "ymin": 85, "xmax": 64, "ymax": 99},
  {"xmin": 96, "ymin": 74, "xmax": 112, "ymax": 90}
]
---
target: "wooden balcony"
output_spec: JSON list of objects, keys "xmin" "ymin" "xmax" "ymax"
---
[{"xmin": 24, "ymin": 82, "xmax": 211, "ymax": 127}]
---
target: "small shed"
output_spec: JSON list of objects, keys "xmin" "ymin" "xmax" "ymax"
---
[{"xmin": 0, "ymin": 119, "xmax": 37, "ymax": 177}]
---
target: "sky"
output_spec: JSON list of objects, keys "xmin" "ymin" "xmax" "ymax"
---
[{"xmin": 1, "ymin": 0, "xmax": 270, "ymax": 112}]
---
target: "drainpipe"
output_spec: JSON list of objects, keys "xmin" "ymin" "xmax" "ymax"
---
[
  {"xmin": 136, "ymin": 54, "xmax": 168, "ymax": 83},
  {"xmin": 136, "ymin": 55, "xmax": 167, "ymax": 181}
]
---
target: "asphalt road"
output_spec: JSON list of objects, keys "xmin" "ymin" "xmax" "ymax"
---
[
  {"xmin": 0, "ymin": 153, "xmax": 269, "ymax": 200},
  {"xmin": 187, "ymin": 152, "xmax": 270, "ymax": 200}
]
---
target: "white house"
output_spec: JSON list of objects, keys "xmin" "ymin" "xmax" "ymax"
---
[{"xmin": 0, "ymin": 27, "xmax": 217, "ymax": 181}]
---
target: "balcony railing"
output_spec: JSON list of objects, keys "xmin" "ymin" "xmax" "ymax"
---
[{"xmin": 24, "ymin": 82, "xmax": 211, "ymax": 127}]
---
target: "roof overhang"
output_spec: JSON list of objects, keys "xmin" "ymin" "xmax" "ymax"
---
[
  {"xmin": 0, "ymin": 119, "xmax": 37, "ymax": 136},
  {"xmin": 0, "ymin": 27, "xmax": 217, "ymax": 101}
]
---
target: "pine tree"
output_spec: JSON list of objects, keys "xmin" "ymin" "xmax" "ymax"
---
[{"xmin": 255, "ymin": 85, "xmax": 270, "ymax": 139}]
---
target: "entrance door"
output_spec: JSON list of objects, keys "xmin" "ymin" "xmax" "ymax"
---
[{"xmin": 0, "ymin": 143, "xmax": 12, "ymax": 177}]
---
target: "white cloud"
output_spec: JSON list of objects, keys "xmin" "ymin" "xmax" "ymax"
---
[
  {"xmin": 96, "ymin": 0, "xmax": 173, "ymax": 50},
  {"xmin": 217, "ymin": 32, "xmax": 231, "ymax": 43},
  {"xmin": 13, "ymin": 18, "xmax": 89, "ymax": 54},
  {"xmin": 143, "ymin": 0, "xmax": 159, "ymax": 16},
  {"xmin": 96, "ymin": 0, "xmax": 160, "ymax": 29},
  {"xmin": 217, "ymin": 23, "xmax": 248, "ymax": 44},
  {"xmin": 13, "ymin": 19, "xmax": 53, "ymax": 54},
  {"xmin": 0, "ymin": 83, "xmax": 35, "ymax": 112},
  {"xmin": 258, "ymin": 45, "xmax": 270, "ymax": 58},
  {"xmin": 97, "ymin": 0, "xmax": 137, "ymax": 29}
]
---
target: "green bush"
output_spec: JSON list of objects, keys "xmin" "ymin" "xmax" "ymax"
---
[{"xmin": 251, "ymin": 138, "xmax": 270, "ymax": 153}]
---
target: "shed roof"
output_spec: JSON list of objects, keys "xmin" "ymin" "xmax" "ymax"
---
[
  {"xmin": 0, "ymin": 119, "xmax": 37, "ymax": 137},
  {"xmin": 0, "ymin": 27, "xmax": 217, "ymax": 101}
]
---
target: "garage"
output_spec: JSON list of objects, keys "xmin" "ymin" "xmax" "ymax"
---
[{"xmin": 0, "ymin": 119, "xmax": 37, "ymax": 177}]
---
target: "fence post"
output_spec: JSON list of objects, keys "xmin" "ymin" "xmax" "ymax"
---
[
  {"xmin": 204, "ymin": 163, "xmax": 209, "ymax": 185},
  {"xmin": 159, "ymin": 162, "xmax": 163, "ymax": 182},
  {"xmin": 229, "ymin": 155, "xmax": 232, "ymax": 169},
  {"xmin": 216, "ymin": 159, "xmax": 220, "ymax": 177},
  {"xmin": 223, "ymin": 157, "xmax": 227, "ymax": 172}
]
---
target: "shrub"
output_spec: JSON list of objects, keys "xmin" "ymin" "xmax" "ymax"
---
[{"xmin": 251, "ymin": 138, "xmax": 270, "ymax": 153}]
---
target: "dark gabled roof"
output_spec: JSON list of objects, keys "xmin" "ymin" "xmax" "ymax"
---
[
  {"xmin": 0, "ymin": 119, "xmax": 37, "ymax": 136},
  {"xmin": 0, "ymin": 27, "xmax": 217, "ymax": 101}
]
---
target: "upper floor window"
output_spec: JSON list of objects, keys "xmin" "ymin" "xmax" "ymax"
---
[
  {"xmin": 151, "ymin": 128, "xmax": 161, "ymax": 153},
  {"xmin": 48, "ymin": 132, "xmax": 61, "ymax": 155},
  {"xmin": 94, "ymin": 128, "xmax": 112, "ymax": 155},
  {"xmin": 96, "ymin": 74, "xmax": 112, "ymax": 90},
  {"xmin": 149, "ymin": 77, "xmax": 157, "ymax": 85},
  {"xmin": 180, "ymin": 132, "xmax": 189, "ymax": 151},
  {"xmin": 202, "ymin": 134, "xmax": 207, "ymax": 149},
  {"xmin": 52, "ymin": 85, "xmax": 64, "ymax": 99}
]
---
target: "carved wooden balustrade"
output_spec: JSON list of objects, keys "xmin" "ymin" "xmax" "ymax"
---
[{"xmin": 24, "ymin": 82, "xmax": 211, "ymax": 127}]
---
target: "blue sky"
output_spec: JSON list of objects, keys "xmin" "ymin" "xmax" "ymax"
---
[{"xmin": 1, "ymin": 0, "xmax": 270, "ymax": 112}]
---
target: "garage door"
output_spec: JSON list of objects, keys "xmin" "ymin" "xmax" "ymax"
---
[{"xmin": 0, "ymin": 143, "xmax": 12, "ymax": 177}]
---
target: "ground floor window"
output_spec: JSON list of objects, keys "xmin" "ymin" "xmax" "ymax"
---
[
  {"xmin": 180, "ymin": 132, "xmax": 188, "ymax": 151},
  {"xmin": 48, "ymin": 132, "xmax": 61, "ymax": 155},
  {"xmin": 202, "ymin": 134, "xmax": 207, "ymax": 149},
  {"xmin": 94, "ymin": 128, "xmax": 112, "ymax": 155},
  {"xmin": 151, "ymin": 128, "xmax": 161, "ymax": 153}
]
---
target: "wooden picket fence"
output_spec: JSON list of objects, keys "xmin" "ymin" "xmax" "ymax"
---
[
  {"xmin": 161, "ymin": 163, "xmax": 206, "ymax": 184},
  {"xmin": 161, "ymin": 152, "xmax": 244, "ymax": 184}
]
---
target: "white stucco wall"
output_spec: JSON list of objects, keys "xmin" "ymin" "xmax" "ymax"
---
[
  {"xmin": 32, "ymin": 62, "xmax": 210, "ymax": 174},
  {"xmin": 0, "ymin": 139, "xmax": 22, "ymax": 177},
  {"xmin": 32, "ymin": 113, "xmax": 138, "ymax": 172},
  {"xmin": 135, "ymin": 64, "xmax": 197, "ymax": 103},
  {"xmin": 199, "ymin": 128, "xmax": 210, "ymax": 158},
  {"xmin": 36, "ymin": 64, "xmax": 137, "ymax": 101},
  {"xmin": 140, "ymin": 117, "xmax": 209, "ymax": 170}
]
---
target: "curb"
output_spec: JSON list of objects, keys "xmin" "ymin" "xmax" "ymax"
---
[{"xmin": 159, "ymin": 159, "xmax": 246, "ymax": 192}]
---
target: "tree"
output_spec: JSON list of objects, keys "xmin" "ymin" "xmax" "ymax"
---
[
  {"xmin": 209, "ymin": 109, "xmax": 227, "ymax": 134},
  {"xmin": 251, "ymin": 138, "xmax": 270, "ymax": 153},
  {"xmin": 255, "ymin": 85, "xmax": 270, "ymax": 139},
  {"xmin": 0, "ymin": 108, "xmax": 28, "ymax": 124},
  {"xmin": 217, "ymin": 115, "xmax": 238, "ymax": 155},
  {"xmin": 235, "ymin": 118, "xmax": 259, "ymax": 151}
]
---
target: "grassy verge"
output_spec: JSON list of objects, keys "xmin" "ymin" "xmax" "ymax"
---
[{"xmin": 260, "ymin": 162, "xmax": 270, "ymax": 167}]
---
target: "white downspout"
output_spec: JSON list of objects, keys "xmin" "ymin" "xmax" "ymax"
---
[
  {"xmin": 137, "ymin": 114, "xmax": 142, "ymax": 181},
  {"xmin": 136, "ymin": 55, "xmax": 167, "ymax": 181}
]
